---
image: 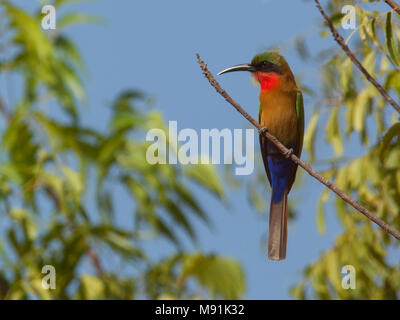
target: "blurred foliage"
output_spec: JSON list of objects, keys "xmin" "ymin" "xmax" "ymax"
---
[
  {"xmin": 3, "ymin": 0, "xmax": 399, "ymax": 302},
  {"xmin": 0, "ymin": 0, "xmax": 245, "ymax": 299},
  {"xmin": 289, "ymin": 0, "xmax": 400, "ymax": 299}
]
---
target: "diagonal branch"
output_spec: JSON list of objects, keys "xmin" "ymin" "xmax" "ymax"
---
[
  {"xmin": 384, "ymin": 0, "xmax": 400, "ymax": 15},
  {"xmin": 196, "ymin": 53, "xmax": 400, "ymax": 242},
  {"xmin": 314, "ymin": 0, "xmax": 400, "ymax": 114}
]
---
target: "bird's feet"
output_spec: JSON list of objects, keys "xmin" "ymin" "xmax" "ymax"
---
[
  {"xmin": 259, "ymin": 126, "xmax": 268, "ymax": 136},
  {"xmin": 283, "ymin": 148, "xmax": 293, "ymax": 158}
]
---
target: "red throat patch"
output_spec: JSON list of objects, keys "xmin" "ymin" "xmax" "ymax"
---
[{"xmin": 253, "ymin": 72, "xmax": 280, "ymax": 91}]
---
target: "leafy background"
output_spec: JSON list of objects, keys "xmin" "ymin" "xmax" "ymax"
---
[{"xmin": 0, "ymin": 0, "xmax": 399, "ymax": 299}]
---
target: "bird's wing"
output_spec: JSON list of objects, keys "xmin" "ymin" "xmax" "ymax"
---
[
  {"xmin": 286, "ymin": 90, "xmax": 304, "ymax": 190},
  {"xmin": 295, "ymin": 90, "xmax": 305, "ymax": 158},
  {"xmin": 259, "ymin": 103, "xmax": 272, "ymax": 186}
]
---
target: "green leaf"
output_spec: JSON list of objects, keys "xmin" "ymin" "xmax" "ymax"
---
[
  {"xmin": 353, "ymin": 87, "xmax": 373, "ymax": 144},
  {"xmin": 162, "ymin": 198, "xmax": 196, "ymax": 241},
  {"xmin": 179, "ymin": 253, "xmax": 245, "ymax": 299},
  {"xmin": 363, "ymin": 50, "xmax": 376, "ymax": 75},
  {"xmin": 380, "ymin": 123, "xmax": 400, "ymax": 162},
  {"xmin": 103, "ymin": 231, "xmax": 143, "ymax": 259},
  {"xmin": 290, "ymin": 281, "xmax": 306, "ymax": 299},
  {"xmin": 5, "ymin": 3, "xmax": 53, "ymax": 62},
  {"xmin": 340, "ymin": 58, "xmax": 353, "ymax": 92},
  {"xmin": 304, "ymin": 111, "xmax": 319, "ymax": 162},
  {"xmin": 9, "ymin": 208, "xmax": 37, "ymax": 241},
  {"xmin": 62, "ymin": 166, "xmax": 83, "ymax": 201},
  {"xmin": 174, "ymin": 183, "xmax": 210, "ymax": 225},
  {"xmin": 183, "ymin": 164, "xmax": 224, "ymax": 199},
  {"xmin": 385, "ymin": 11, "xmax": 399, "ymax": 66},
  {"xmin": 316, "ymin": 189, "xmax": 329, "ymax": 234},
  {"xmin": 325, "ymin": 251, "xmax": 341, "ymax": 290},
  {"xmin": 55, "ymin": 36, "xmax": 84, "ymax": 69},
  {"xmin": 325, "ymin": 107, "xmax": 343, "ymax": 155},
  {"xmin": 78, "ymin": 275, "xmax": 105, "ymax": 299}
]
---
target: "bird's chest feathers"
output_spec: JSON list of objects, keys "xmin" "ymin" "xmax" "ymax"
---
[{"xmin": 259, "ymin": 90, "xmax": 297, "ymax": 145}]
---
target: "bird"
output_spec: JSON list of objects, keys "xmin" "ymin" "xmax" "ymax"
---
[{"xmin": 218, "ymin": 51, "xmax": 304, "ymax": 260}]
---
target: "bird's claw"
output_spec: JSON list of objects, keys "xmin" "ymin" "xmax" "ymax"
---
[
  {"xmin": 259, "ymin": 127, "xmax": 268, "ymax": 136},
  {"xmin": 283, "ymin": 148, "xmax": 293, "ymax": 158}
]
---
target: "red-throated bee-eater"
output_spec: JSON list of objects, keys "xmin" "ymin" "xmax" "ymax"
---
[{"xmin": 218, "ymin": 51, "xmax": 304, "ymax": 260}]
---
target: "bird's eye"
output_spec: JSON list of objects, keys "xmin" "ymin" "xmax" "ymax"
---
[{"xmin": 261, "ymin": 61, "xmax": 268, "ymax": 66}]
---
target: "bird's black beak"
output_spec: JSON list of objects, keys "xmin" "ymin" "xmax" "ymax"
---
[{"xmin": 217, "ymin": 64, "xmax": 256, "ymax": 75}]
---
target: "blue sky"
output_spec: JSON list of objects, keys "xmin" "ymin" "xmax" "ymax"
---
[{"xmin": 14, "ymin": 0, "xmax": 371, "ymax": 299}]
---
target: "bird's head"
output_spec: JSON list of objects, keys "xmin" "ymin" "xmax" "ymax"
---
[{"xmin": 218, "ymin": 51, "xmax": 294, "ymax": 91}]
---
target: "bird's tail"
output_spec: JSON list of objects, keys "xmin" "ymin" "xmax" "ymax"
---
[{"xmin": 268, "ymin": 190, "xmax": 288, "ymax": 260}]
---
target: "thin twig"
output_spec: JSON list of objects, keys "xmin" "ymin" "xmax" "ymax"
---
[
  {"xmin": 314, "ymin": 0, "xmax": 400, "ymax": 114},
  {"xmin": 196, "ymin": 53, "xmax": 400, "ymax": 242},
  {"xmin": 85, "ymin": 245, "xmax": 105, "ymax": 277},
  {"xmin": 384, "ymin": 0, "xmax": 400, "ymax": 15},
  {"xmin": 0, "ymin": 95, "xmax": 11, "ymax": 122}
]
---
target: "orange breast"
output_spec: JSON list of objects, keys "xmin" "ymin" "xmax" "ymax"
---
[{"xmin": 259, "ymin": 89, "xmax": 298, "ymax": 145}]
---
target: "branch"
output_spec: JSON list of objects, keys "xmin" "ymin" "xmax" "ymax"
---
[
  {"xmin": 0, "ymin": 95, "xmax": 12, "ymax": 122},
  {"xmin": 314, "ymin": 0, "xmax": 400, "ymax": 115},
  {"xmin": 196, "ymin": 53, "xmax": 400, "ymax": 242},
  {"xmin": 384, "ymin": 0, "xmax": 400, "ymax": 15},
  {"xmin": 85, "ymin": 245, "xmax": 105, "ymax": 277}
]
